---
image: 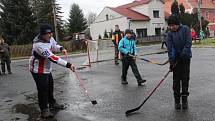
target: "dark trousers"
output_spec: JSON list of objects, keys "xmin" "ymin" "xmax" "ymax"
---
[
  {"xmin": 31, "ymin": 72, "xmax": 56, "ymax": 110},
  {"xmin": 114, "ymin": 46, "xmax": 119, "ymax": 63},
  {"xmin": 121, "ymin": 56, "xmax": 142, "ymax": 82},
  {"xmin": 1, "ymin": 59, "xmax": 11, "ymax": 73},
  {"xmin": 161, "ymin": 41, "xmax": 167, "ymax": 48},
  {"xmin": 173, "ymin": 59, "xmax": 190, "ymax": 99}
]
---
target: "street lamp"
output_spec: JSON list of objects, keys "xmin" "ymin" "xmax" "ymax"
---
[
  {"xmin": 52, "ymin": 0, "xmax": 59, "ymax": 41},
  {"xmin": 197, "ymin": 0, "xmax": 203, "ymax": 41}
]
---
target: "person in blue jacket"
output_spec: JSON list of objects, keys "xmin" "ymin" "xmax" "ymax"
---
[
  {"xmin": 118, "ymin": 29, "xmax": 146, "ymax": 86},
  {"xmin": 167, "ymin": 14, "xmax": 192, "ymax": 110}
]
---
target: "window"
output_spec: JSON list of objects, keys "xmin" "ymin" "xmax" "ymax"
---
[
  {"xmin": 153, "ymin": 10, "xmax": 159, "ymax": 18},
  {"xmin": 205, "ymin": 11, "xmax": 209, "ymax": 19},
  {"xmin": 136, "ymin": 29, "xmax": 147, "ymax": 38},
  {"xmin": 106, "ymin": 14, "xmax": 109, "ymax": 21},
  {"xmin": 155, "ymin": 28, "xmax": 161, "ymax": 36}
]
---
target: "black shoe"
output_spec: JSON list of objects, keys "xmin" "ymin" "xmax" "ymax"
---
[
  {"xmin": 138, "ymin": 79, "xmax": 146, "ymax": 86},
  {"xmin": 182, "ymin": 96, "xmax": 188, "ymax": 109},
  {"xmin": 49, "ymin": 103, "xmax": 65, "ymax": 110},
  {"xmin": 175, "ymin": 103, "xmax": 181, "ymax": 110},
  {"xmin": 41, "ymin": 109, "xmax": 53, "ymax": 119},
  {"xmin": 115, "ymin": 62, "xmax": 119, "ymax": 65},
  {"xmin": 121, "ymin": 80, "xmax": 128, "ymax": 85},
  {"xmin": 8, "ymin": 71, "xmax": 12, "ymax": 74}
]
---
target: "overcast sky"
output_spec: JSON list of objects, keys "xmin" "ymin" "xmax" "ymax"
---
[{"xmin": 58, "ymin": 0, "xmax": 133, "ymax": 20}]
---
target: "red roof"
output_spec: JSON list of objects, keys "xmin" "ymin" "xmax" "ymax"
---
[
  {"xmin": 108, "ymin": 0, "xmax": 157, "ymax": 21},
  {"xmin": 164, "ymin": 0, "xmax": 215, "ymax": 15},
  {"xmin": 109, "ymin": 7, "xmax": 150, "ymax": 21},
  {"xmin": 187, "ymin": 0, "xmax": 215, "ymax": 9}
]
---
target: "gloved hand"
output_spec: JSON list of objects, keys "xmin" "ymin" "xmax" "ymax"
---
[
  {"xmin": 62, "ymin": 49, "xmax": 68, "ymax": 55},
  {"xmin": 169, "ymin": 59, "xmax": 175, "ymax": 72},
  {"xmin": 70, "ymin": 64, "xmax": 75, "ymax": 72}
]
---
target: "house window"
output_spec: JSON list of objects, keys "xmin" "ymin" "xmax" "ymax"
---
[
  {"xmin": 205, "ymin": 11, "xmax": 209, "ymax": 19},
  {"xmin": 136, "ymin": 29, "xmax": 147, "ymax": 38},
  {"xmin": 155, "ymin": 28, "xmax": 161, "ymax": 36},
  {"xmin": 153, "ymin": 10, "xmax": 159, "ymax": 18},
  {"xmin": 106, "ymin": 14, "xmax": 109, "ymax": 21}
]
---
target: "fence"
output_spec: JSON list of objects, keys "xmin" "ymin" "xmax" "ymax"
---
[
  {"xmin": 10, "ymin": 36, "xmax": 162, "ymax": 58},
  {"xmin": 137, "ymin": 35, "xmax": 163, "ymax": 44},
  {"xmin": 11, "ymin": 40, "xmax": 87, "ymax": 58}
]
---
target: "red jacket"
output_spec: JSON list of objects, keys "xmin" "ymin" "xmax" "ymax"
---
[{"xmin": 191, "ymin": 31, "xmax": 197, "ymax": 40}]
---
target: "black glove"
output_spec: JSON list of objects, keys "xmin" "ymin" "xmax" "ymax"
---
[{"xmin": 169, "ymin": 59, "xmax": 175, "ymax": 72}]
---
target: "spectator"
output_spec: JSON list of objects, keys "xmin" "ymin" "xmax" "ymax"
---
[
  {"xmin": 112, "ymin": 25, "xmax": 124, "ymax": 65},
  {"xmin": 0, "ymin": 36, "xmax": 12, "ymax": 75}
]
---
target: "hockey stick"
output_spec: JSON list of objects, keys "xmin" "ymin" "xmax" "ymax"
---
[
  {"xmin": 73, "ymin": 70, "xmax": 97, "ymax": 105},
  {"xmin": 129, "ymin": 55, "xmax": 169, "ymax": 66},
  {"xmin": 136, "ymin": 57, "xmax": 169, "ymax": 66},
  {"xmin": 125, "ymin": 63, "xmax": 177, "ymax": 115},
  {"xmin": 65, "ymin": 54, "xmax": 97, "ymax": 105}
]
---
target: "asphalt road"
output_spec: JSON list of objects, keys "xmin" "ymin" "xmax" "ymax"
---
[{"xmin": 0, "ymin": 45, "xmax": 215, "ymax": 121}]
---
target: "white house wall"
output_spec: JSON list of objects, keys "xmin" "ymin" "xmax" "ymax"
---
[
  {"xmin": 90, "ymin": 17, "xmax": 129, "ymax": 40},
  {"xmin": 91, "ymin": 0, "xmax": 166, "ymax": 39},
  {"xmin": 132, "ymin": 0, "xmax": 165, "ymax": 35},
  {"xmin": 149, "ymin": 0, "xmax": 165, "ymax": 35},
  {"xmin": 94, "ymin": 7, "xmax": 122, "ymax": 23},
  {"xmin": 131, "ymin": 3, "xmax": 149, "ymax": 16}
]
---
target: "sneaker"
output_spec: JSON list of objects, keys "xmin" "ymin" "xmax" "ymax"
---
[
  {"xmin": 121, "ymin": 80, "xmax": 128, "ymax": 85},
  {"xmin": 8, "ymin": 71, "xmax": 12, "ymax": 74},
  {"xmin": 175, "ymin": 103, "xmax": 181, "ymax": 110},
  {"xmin": 182, "ymin": 96, "xmax": 188, "ymax": 109},
  {"xmin": 2, "ymin": 72, "xmax": 6, "ymax": 75},
  {"xmin": 49, "ymin": 103, "xmax": 65, "ymax": 110},
  {"xmin": 41, "ymin": 109, "xmax": 53, "ymax": 119},
  {"xmin": 138, "ymin": 79, "xmax": 146, "ymax": 86},
  {"xmin": 115, "ymin": 62, "xmax": 119, "ymax": 65}
]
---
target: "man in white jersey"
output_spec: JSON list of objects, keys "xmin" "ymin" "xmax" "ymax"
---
[{"xmin": 29, "ymin": 24, "xmax": 75, "ymax": 118}]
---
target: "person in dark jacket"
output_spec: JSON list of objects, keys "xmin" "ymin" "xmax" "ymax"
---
[
  {"xmin": 112, "ymin": 25, "xmax": 124, "ymax": 65},
  {"xmin": 118, "ymin": 29, "xmax": 146, "ymax": 86},
  {"xmin": 167, "ymin": 14, "xmax": 192, "ymax": 110},
  {"xmin": 0, "ymin": 36, "xmax": 12, "ymax": 75}
]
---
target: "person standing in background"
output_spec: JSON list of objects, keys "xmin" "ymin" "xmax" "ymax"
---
[
  {"xmin": 0, "ymin": 35, "xmax": 12, "ymax": 75},
  {"xmin": 112, "ymin": 25, "xmax": 124, "ymax": 65}
]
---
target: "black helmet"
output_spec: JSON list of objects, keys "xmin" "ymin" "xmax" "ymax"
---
[
  {"xmin": 167, "ymin": 14, "xmax": 180, "ymax": 25},
  {"xmin": 40, "ymin": 24, "xmax": 53, "ymax": 35},
  {"xmin": 125, "ymin": 29, "xmax": 131, "ymax": 34}
]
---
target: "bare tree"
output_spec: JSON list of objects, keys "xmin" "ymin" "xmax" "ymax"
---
[{"xmin": 87, "ymin": 12, "xmax": 97, "ymax": 26}]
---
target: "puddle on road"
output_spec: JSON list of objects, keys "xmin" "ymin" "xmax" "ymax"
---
[{"xmin": 13, "ymin": 103, "xmax": 57, "ymax": 121}]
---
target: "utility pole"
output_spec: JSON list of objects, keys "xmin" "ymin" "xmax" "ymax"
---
[
  {"xmin": 197, "ymin": 0, "xmax": 203, "ymax": 41},
  {"xmin": 52, "ymin": 0, "xmax": 59, "ymax": 41}
]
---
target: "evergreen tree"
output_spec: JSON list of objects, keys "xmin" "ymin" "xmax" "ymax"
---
[
  {"xmin": 0, "ymin": 0, "xmax": 37, "ymax": 45},
  {"xmin": 179, "ymin": 3, "xmax": 192, "ymax": 27},
  {"xmin": 67, "ymin": 3, "xmax": 87, "ymax": 35},
  {"xmin": 30, "ymin": 0, "xmax": 64, "ymax": 40},
  {"xmin": 171, "ymin": 1, "xmax": 179, "ymax": 15}
]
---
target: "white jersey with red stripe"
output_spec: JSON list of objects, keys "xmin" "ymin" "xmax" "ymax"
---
[{"xmin": 29, "ymin": 36, "xmax": 68, "ymax": 74}]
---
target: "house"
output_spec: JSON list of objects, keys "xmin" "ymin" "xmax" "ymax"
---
[
  {"xmin": 165, "ymin": 0, "xmax": 215, "ymax": 37},
  {"xmin": 90, "ymin": 0, "xmax": 166, "ymax": 40}
]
